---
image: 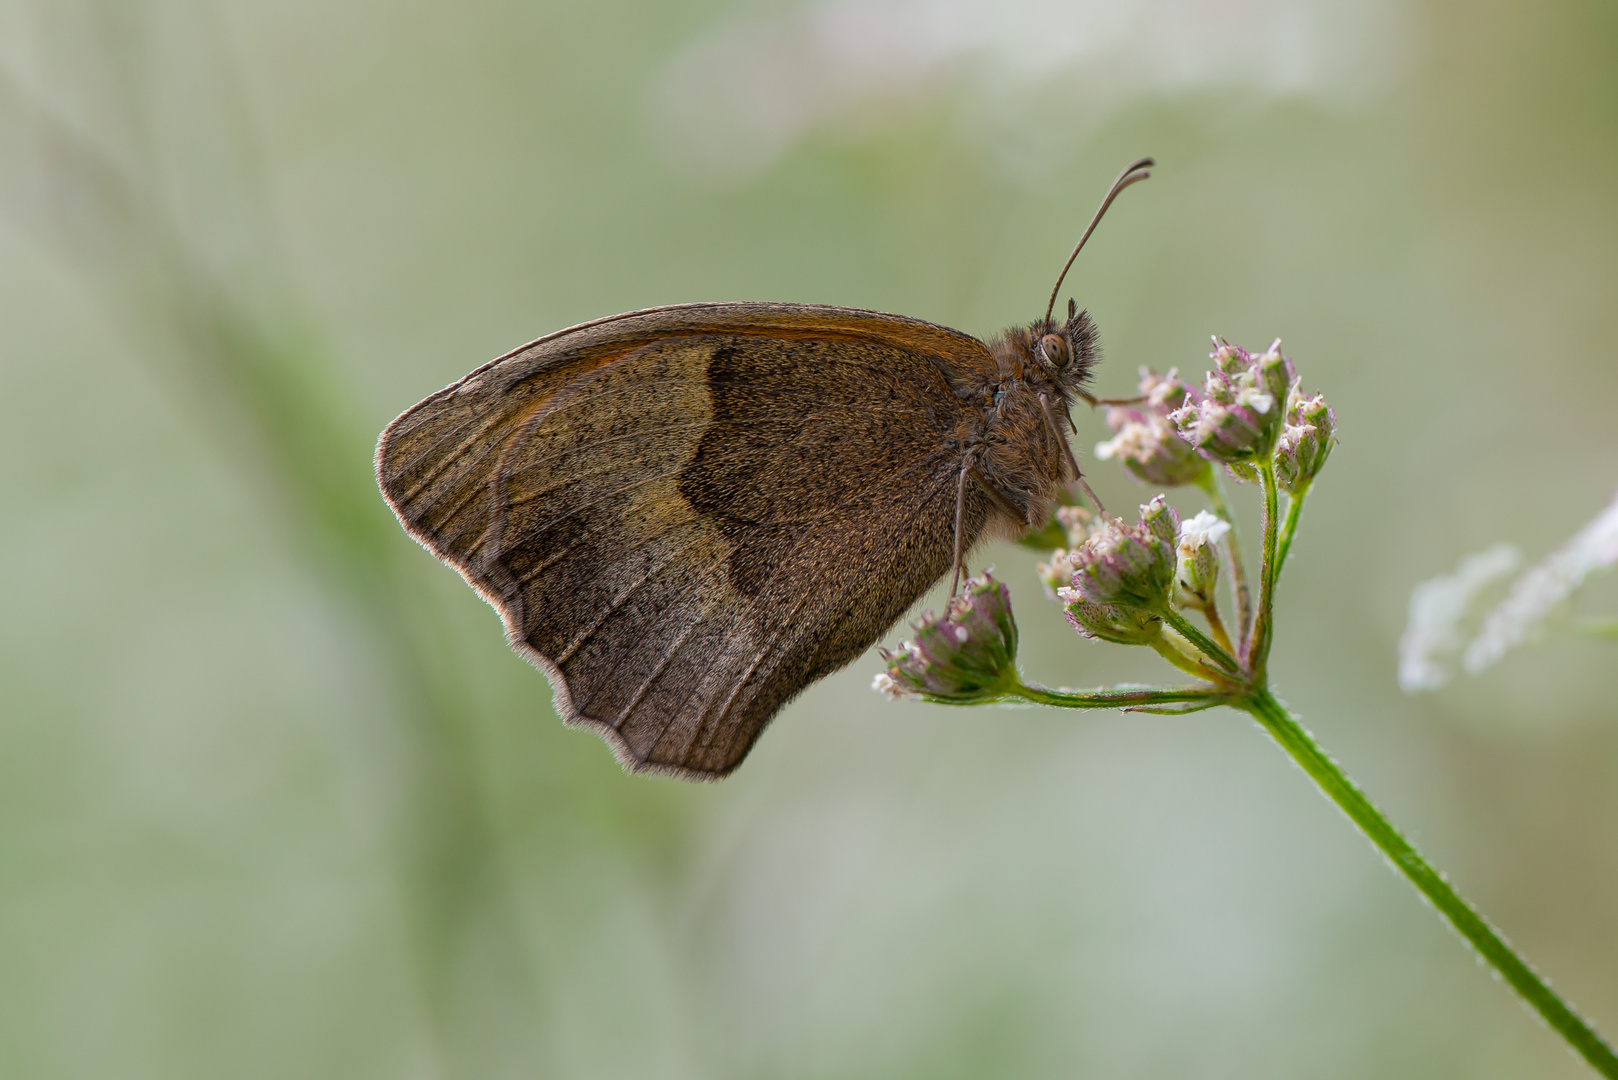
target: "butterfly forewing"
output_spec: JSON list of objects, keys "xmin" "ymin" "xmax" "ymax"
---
[{"xmin": 377, "ymin": 304, "xmax": 999, "ymax": 778}]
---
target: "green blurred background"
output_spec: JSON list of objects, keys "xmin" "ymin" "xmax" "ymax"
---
[{"xmin": 1, "ymin": 0, "xmax": 1615, "ymax": 1076}]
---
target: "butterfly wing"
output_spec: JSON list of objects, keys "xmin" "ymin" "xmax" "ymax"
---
[{"xmin": 377, "ymin": 303, "xmax": 998, "ymax": 778}]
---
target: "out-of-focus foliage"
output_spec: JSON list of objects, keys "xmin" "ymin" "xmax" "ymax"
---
[{"xmin": 0, "ymin": 1, "xmax": 1615, "ymax": 1077}]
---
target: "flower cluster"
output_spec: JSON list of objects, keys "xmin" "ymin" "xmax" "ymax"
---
[
  {"xmin": 878, "ymin": 334, "xmax": 1334, "ymax": 694},
  {"xmin": 1095, "ymin": 368, "xmax": 1209, "ymax": 488},
  {"xmin": 1046, "ymin": 336, "xmax": 1336, "ymax": 673},
  {"xmin": 1275, "ymin": 384, "xmax": 1336, "ymax": 493},
  {"xmin": 1058, "ymin": 497, "xmax": 1179, "ymax": 642},
  {"xmin": 1169, "ymin": 339, "xmax": 1293, "ymax": 467},
  {"xmin": 875, "ymin": 572, "xmax": 1020, "ymax": 703}
]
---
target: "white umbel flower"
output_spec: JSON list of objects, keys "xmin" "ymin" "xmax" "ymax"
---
[
  {"xmin": 1462, "ymin": 494, "xmax": 1618, "ymax": 674},
  {"xmin": 1398, "ymin": 544, "xmax": 1522, "ymax": 692}
]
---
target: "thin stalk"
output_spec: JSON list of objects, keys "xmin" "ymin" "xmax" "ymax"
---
[
  {"xmin": 1275, "ymin": 479, "xmax": 1310, "ymax": 574},
  {"xmin": 1150, "ymin": 633, "xmax": 1230, "ymax": 683},
  {"xmin": 1201, "ymin": 603, "xmax": 1235, "ymax": 657},
  {"xmin": 1012, "ymin": 682, "xmax": 1220, "ymax": 710},
  {"xmin": 1161, "ymin": 609, "xmax": 1242, "ymax": 677},
  {"xmin": 1243, "ymin": 689, "xmax": 1618, "ymax": 1079},
  {"xmin": 1125, "ymin": 700, "xmax": 1227, "ymax": 715},
  {"xmin": 1197, "ymin": 469, "xmax": 1252, "ymax": 651},
  {"xmin": 1246, "ymin": 462, "xmax": 1281, "ymax": 677}
]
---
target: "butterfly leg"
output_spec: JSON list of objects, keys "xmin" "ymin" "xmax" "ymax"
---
[
  {"xmin": 1038, "ymin": 393, "xmax": 1083, "ymax": 480},
  {"xmin": 1039, "ymin": 392, "xmax": 1111, "ymax": 518},
  {"xmin": 1075, "ymin": 475, "xmax": 1111, "ymax": 520}
]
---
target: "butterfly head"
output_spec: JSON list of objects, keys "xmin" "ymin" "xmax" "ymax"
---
[{"xmin": 1031, "ymin": 296, "xmax": 1100, "ymax": 402}]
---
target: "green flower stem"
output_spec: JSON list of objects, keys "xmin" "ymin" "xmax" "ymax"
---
[
  {"xmin": 1150, "ymin": 633, "xmax": 1229, "ymax": 683},
  {"xmin": 1126, "ymin": 699, "xmax": 1227, "ymax": 716},
  {"xmin": 1011, "ymin": 682, "xmax": 1221, "ymax": 710},
  {"xmin": 1160, "ymin": 609, "xmax": 1242, "ymax": 678},
  {"xmin": 1243, "ymin": 689, "xmax": 1618, "ymax": 1079},
  {"xmin": 1275, "ymin": 479, "xmax": 1311, "ymax": 575},
  {"xmin": 1201, "ymin": 603, "xmax": 1235, "ymax": 657},
  {"xmin": 1246, "ymin": 462, "xmax": 1282, "ymax": 677},
  {"xmin": 1196, "ymin": 469, "xmax": 1253, "ymax": 651}
]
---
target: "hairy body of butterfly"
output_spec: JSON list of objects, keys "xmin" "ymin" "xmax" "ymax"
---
[{"xmin": 376, "ymin": 301, "xmax": 1099, "ymax": 779}]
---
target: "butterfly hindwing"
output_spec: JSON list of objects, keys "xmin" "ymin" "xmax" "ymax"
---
[{"xmin": 377, "ymin": 303, "xmax": 999, "ymax": 777}]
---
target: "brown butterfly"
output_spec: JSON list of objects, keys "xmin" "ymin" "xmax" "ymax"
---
[{"xmin": 376, "ymin": 158, "xmax": 1153, "ymax": 780}]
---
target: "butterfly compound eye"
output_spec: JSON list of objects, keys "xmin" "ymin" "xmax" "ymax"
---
[{"xmin": 1039, "ymin": 333, "xmax": 1070, "ymax": 368}]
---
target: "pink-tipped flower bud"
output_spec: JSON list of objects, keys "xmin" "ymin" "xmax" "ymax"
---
[
  {"xmin": 1211, "ymin": 341, "xmax": 1245, "ymax": 375},
  {"xmin": 1062, "ymin": 503, "xmax": 1178, "ymax": 614},
  {"xmin": 1255, "ymin": 339, "xmax": 1296, "ymax": 403},
  {"xmin": 1037, "ymin": 548, "xmax": 1080, "ymax": 598},
  {"xmin": 1055, "ymin": 505, "xmax": 1097, "ymax": 547},
  {"xmin": 1140, "ymin": 494, "xmax": 1181, "ymax": 545},
  {"xmin": 1059, "ymin": 595, "xmax": 1164, "ymax": 646},
  {"xmin": 874, "ymin": 572, "xmax": 1020, "ymax": 702},
  {"xmin": 1097, "ymin": 410, "xmax": 1209, "ymax": 488},
  {"xmin": 1170, "ymin": 338, "xmax": 1293, "ymax": 467},
  {"xmin": 1141, "ymin": 367, "xmax": 1195, "ymax": 412},
  {"xmin": 1096, "ymin": 369, "xmax": 1210, "ymax": 488},
  {"xmin": 1275, "ymin": 385, "xmax": 1337, "ymax": 493},
  {"xmin": 1035, "ymin": 506, "xmax": 1112, "ymax": 597}
]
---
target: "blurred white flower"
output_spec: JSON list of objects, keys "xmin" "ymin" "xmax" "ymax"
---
[
  {"xmin": 1461, "ymin": 494, "xmax": 1618, "ymax": 674},
  {"xmin": 1398, "ymin": 544, "xmax": 1521, "ymax": 692},
  {"xmin": 1400, "ymin": 491, "xmax": 1618, "ymax": 691},
  {"xmin": 651, "ymin": 0, "xmax": 1410, "ymax": 185}
]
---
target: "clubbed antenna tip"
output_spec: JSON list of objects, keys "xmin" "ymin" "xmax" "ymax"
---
[{"xmin": 1044, "ymin": 157, "xmax": 1155, "ymax": 326}]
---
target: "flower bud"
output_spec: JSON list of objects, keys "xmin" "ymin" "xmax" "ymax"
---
[
  {"xmin": 1055, "ymin": 505, "xmax": 1096, "ymax": 547},
  {"xmin": 1212, "ymin": 341, "xmax": 1246, "ymax": 375},
  {"xmin": 1095, "ymin": 369, "xmax": 1209, "ymax": 488},
  {"xmin": 1274, "ymin": 386, "xmax": 1336, "ymax": 493},
  {"xmin": 1140, "ymin": 367, "xmax": 1195, "ymax": 412},
  {"xmin": 1018, "ymin": 502, "xmax": 1097, "ymax": 554},
  {"xmin": 1058, "ymin": 594, "xmax": 1163, "ymax": 646},
  {"xmin": 874, "ymin": 572, "xmax": 1020, "ymax": 702},
  {"xmin": 1037, "ymin": 548, "xmax": 1080, "ymax": 598},
  {"xmin": 1063, "ymin": 504, "xmax": 1177, "ymax": 613},
  {"xmin": 1169, "ymin": 392, "xmax": 1266, "ymax": 459},
  {"xmin": 1140, "ymin": 494, "xmax": 1181, "ymax": 545},
  {"xmin": 1035, "ymin": 506, "xmax": 1112, "ymax": 596},
  {"xmin": 1175, "ymin": 510, "xmax": 1230, "ymax": 611},
  {"xmin": 1255, "ymin": 339, "xmax": 1296, "ymax": 403},
  {"xmin": 1096, "ymin": 411, "xmax": 1209, "ymax": 488},
  {"xmin": 1169, "ymin": 338, "xmax": 1291, "ymax": 466}
]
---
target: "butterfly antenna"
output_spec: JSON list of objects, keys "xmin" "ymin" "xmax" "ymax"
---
[{"xmin": 1043, "ymin": 156, "xmax": 1155, "ymax": 327}]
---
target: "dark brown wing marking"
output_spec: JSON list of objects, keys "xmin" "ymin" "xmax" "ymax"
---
[{"xmin": 377, "ymin": 303, "xmax": 1001, "ymax": 779}]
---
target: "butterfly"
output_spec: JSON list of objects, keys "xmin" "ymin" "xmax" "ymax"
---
[{"xmin": 376, "ymin": 158, "xmax": 1152, "ymax": 780}]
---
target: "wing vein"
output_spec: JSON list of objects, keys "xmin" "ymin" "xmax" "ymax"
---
[{"xmin": 555, "ymin": 543, "xmax": 689, "ymax": 666}]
